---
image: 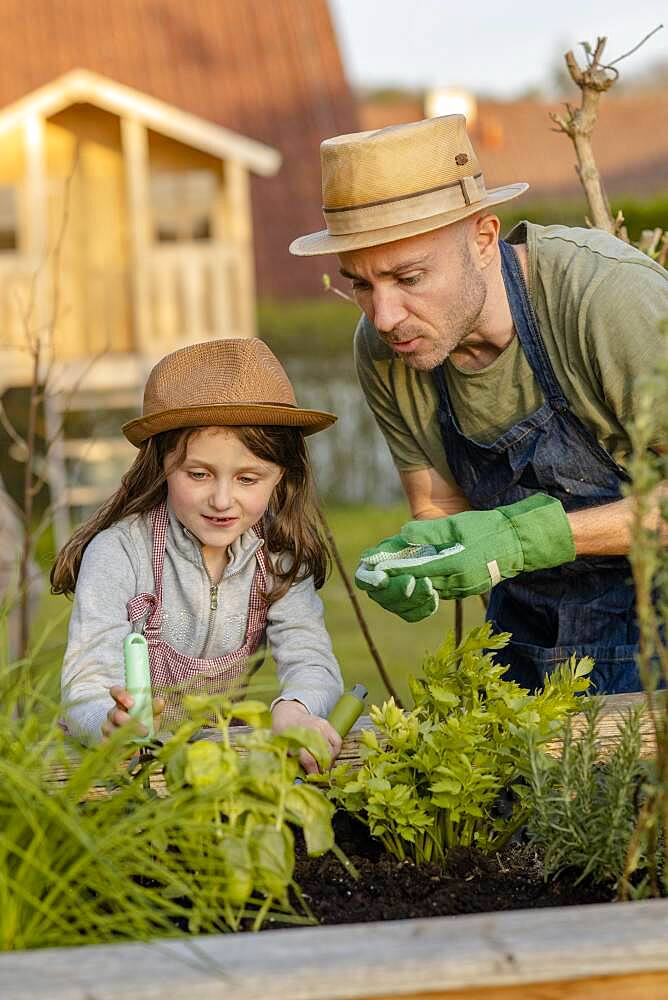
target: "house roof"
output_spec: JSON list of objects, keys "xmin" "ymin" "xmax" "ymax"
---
[
  {"xmin": 358, "ymin": 94, "xmax": 668, "ymax": 202},
  {"xmin": 0, "ymin": 0, "xmax": 358, "ymax": 297},
  {"xmin": 0, "ymin": 68, "xmax": 280, "ymax": 175}
]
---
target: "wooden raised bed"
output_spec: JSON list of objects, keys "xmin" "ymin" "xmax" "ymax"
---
[
  {"xmin": 5, "ymin": 691, "xmax": 664, "ymax": 998},
  {"xmin": 45, "ymin": 691, "xmax": 660, "ymax": 795},
  {"xmin": 1, "ymin": 898, "xmax": 667, "ymax": 999}
]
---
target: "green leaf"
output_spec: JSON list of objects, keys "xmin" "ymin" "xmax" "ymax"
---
[
  {"xmin": 360, "ymin": 729, "xmax": 379, "ymax": 750},
  {"xmin": 250, "ymin": 825, "xmax": 295, "ymax": 900},
  {"xmin": 229, "ymin": 700, "xmax": 272, "ymax": 729},
  {"xmin": 244, "ymin": 750, "xmax": 282, "ymax": 798},
  {"xmin": 285, "ymin": 785, "xmax": 335, "ymax": 855},
  {"xmin": 428, "ymin": 685, "xmax": 459, "ymax": 709},
  {"xmin": 220, "ymin": 834, "xmax": 253, "ymax": 907},
  {"xmin": 574, "ymin": 657, "xmax": 595, "ymax": 679},
  {"xmin": 182, "ymin": 692, "xmax": 234, "ymax": 719},
  {"xmin": 184, "ymin": 741, "xmax": 224, "ymax": 790},
  {"xmin": 430, "ymin": 777, "xmax": 462, "ymax": 795},
  {"xmin": 275, "ymin": 726, "xmax": 331, "ymax": 768}
]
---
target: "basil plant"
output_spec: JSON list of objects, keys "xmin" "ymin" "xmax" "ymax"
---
[{"xmin": 158, "ymin": 695, "xmax": 340, "ymax": 931}]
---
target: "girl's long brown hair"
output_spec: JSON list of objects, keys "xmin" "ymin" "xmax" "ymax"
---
[{"xmin": 50, "ymin": 425, "xmax": 330, "ymax": 603}]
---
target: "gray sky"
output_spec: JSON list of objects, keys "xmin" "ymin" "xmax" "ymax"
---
[{"xmin": 328, "ymin": 0, "xmax": 666, "ymax": 98}]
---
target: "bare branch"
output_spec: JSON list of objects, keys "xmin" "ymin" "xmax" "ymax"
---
[
  {"xmin": 608, "ymin": 24, "xmax": 664, "ymax": 67},
  {"xmin": 565, "ymin": 50, "xmax": 584, "ymax": 85},
  {"xmin": 548, "ymin": 111, "xmax": 570, "ymax": 133},
  {"xmin": 555, "ymin": 35, "xmax": 620, "ymax": 234},
  {"xmin": 15, "ymin": 142, "xmax": 81, "ymax": 659},
  {"xmin": 315, "ymin": 501, "xmax": 403, "ymax": 707},
  {"xmin": 592, "ymin": 36, "xmax": 608, "ymax": 65},
  {"xmin": 0, "ymin": 401, "xmax": 28, "ymax": 456},
  {"xmin": 322, "ymin": 273, "xmax": 355, "ymax": 304}
]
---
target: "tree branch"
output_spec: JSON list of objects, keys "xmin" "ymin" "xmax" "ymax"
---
[{"xmin": 607, "ymin": 24, "xmax": 663, "ymax": 67}]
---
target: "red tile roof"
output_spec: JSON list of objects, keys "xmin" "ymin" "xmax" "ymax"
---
[
  {"xmin": 0, "ymin": 0, "xmax": 358, "ymax": 297},
  {"xmin": 359, "ymin": 94, "xmax": 668, "ymax": 201}
]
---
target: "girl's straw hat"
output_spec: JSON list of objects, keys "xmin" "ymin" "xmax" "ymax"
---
[
  {"xmin": 289, "ymin": 114, "xmax": 529, "ymax": 256},
  {"xmin": 122, "ymin": 338, "xmax": 337, "ymax": 446}
]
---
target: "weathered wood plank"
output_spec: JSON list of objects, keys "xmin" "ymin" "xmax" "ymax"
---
[
  {"xmin": 1, "ymin": 899, "xmax": 667, "ymax": 999},
  {"xmin": 46, "ymin": 691, "xmax": 660, "ymax": 796}
]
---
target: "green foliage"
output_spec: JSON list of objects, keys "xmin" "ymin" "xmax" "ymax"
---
[
  {"xmin": 498, "ymin": 195, "xmax": 668, "ymax": 253},
  {"xmin": 620, "ymin": 318, "xmax": 668, "ymax": 898},
  {"xmin": 258, "ymin": 297, "xmax": 360, "ymax": 360},
  {"xmin": 526, "ymin": 698, "xmax": 648, "ymax": 887},
  {"xmin": 0, "ymin": 670, "xmax": 339, "ymax": 951},
  {"xmin": 158, "ymin": 692, "xmax": 340, "ymax": 930},
  {"xmin": 319, "ymin": 623, "xmax": 592, "ymax": 866}
]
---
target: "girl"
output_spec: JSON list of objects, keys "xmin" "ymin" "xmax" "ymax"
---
[{"xmin": 53, "ymin": 338, "xmax": 344, "ymax": 772}]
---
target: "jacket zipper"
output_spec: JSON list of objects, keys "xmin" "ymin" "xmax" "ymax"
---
[{"xmin": 201, "ymin": 566, "xmax": 219, "ymax": 658}]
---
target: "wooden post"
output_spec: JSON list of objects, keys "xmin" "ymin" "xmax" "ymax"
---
[
  {"xmin": 121, "ymin": 118, "xmax": 153, "ymax": 355},
  {"xmin": 24, "ymin": 113, "xmax": 71, "ymax": 550},
  {"xmin": 220, "ymin": 159, "xmax": 256, "ymax": 338}
]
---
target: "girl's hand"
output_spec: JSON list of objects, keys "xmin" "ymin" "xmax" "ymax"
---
[
  {"xmin": 101, "ymin": 686, "xmax": 165, "ymax": 740},
  {"xmin": 271, "ymin": 699, "xmax": 342, "ymax": 775}
]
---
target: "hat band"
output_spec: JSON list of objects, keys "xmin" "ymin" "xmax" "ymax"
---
[{"xmin": 323, "ymin": 173, "xmax": 485, "ymax": 236}]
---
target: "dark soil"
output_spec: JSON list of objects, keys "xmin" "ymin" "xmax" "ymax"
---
[{"xmin": 289, "ymin": 813, "xmax": 614, "ymax": 926}]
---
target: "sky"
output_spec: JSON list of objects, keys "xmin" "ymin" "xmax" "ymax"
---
[{"xmin": 328, "ymin": 0, "xmax": 666, "ymax": 99}]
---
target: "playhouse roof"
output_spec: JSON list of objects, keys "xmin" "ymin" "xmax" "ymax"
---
[{"xmin": 0, "ymin": 68, "xmax": 280, "ymax": 176}]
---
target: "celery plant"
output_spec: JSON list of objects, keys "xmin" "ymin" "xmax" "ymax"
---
[{"xmin": 320, "ymin": 623, "xmax": 591, "ymax": 866}]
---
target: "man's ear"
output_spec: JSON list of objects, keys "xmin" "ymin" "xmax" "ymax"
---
[{"xmin": 473, "ymin": 214, "xmax": 500, "ymax": 268}]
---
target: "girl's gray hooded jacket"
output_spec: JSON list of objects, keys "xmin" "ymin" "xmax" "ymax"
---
[{"xmin": 61, "ymin": 506, "xmax": 343, "ymax": 745}]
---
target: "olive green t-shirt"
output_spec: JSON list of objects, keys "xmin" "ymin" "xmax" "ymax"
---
[{"xmin": 354, "ymin": 222, "xmax": 668, "ymax": 489}]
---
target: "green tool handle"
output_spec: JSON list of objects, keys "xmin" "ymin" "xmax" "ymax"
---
[
  {"xmin": 327, "ymin": 683, "xmax": 368, "ymax": 739},
  {"xmin": 123, "ymin": 632, "xmax": 155, "ymax": 742}
]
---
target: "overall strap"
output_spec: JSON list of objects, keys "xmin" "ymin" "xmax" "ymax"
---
[
  {"xmin": 245, "ymin": 537, "xmax": 270, "ymax": 638},
  {"xmin": 499, "ymin": 240, "xmax": 568, "ymax": 411},
  {"xmin": 126, "ymin": 502, "xmax": 168, "ymax": 633},
  {"xmin": 431, "ymin": 362, "xmax": 452, "ymax": 420}
]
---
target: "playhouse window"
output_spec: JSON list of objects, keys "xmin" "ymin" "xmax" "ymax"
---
[
  {"xmin": 150, "ymin": 170, "xmax": 217, "ymax": 242},
  {"xmin": 0, "ymin": 187, "xmax": 18, "ymax": 252}
]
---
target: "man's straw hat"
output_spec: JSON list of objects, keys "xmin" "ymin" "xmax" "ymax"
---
[
  {"xmin": 289, "ymin": 115, "xmax": 528, "ymax": 256},
  {"xmin": 122, "ymin": 338, "xmax": 336, "ymax": 446}
]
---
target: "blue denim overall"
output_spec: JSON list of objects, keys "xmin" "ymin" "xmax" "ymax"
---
[{"xmin": 432, "ymin": 240, "xmax": 641, "ymax": 694}]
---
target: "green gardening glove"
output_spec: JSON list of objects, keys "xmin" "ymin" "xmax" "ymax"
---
[
  {"xmin": 355, "ymin": 569, "xmax": 440, "ymax": 622},
  {"xmin": 356, "ymin": 494, "xmax": 575, "ymax": 605}
]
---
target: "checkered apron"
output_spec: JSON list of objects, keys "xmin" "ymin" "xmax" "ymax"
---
[{"xmin": 126, "ymin": 502, "xmax": 269, "ymax": 729}]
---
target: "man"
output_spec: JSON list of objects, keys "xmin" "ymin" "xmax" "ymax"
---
[{"xmin": 290, "ymin": 114, "xmax": 667, "ymax": 693}]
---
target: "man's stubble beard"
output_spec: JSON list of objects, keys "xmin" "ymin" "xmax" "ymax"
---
[{"xmin": 397, "ymin": 257, "xmax": 488, "ymax": 372}]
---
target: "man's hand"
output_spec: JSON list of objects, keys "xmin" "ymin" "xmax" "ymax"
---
[
  {"xmin": 354, "ymin": 568, "xmax": 439, "ymax": 621},
  {"xmin": 355, "ymin": 493, "xmax": 575, "ymax": 611},
  {"xmin": 271, "ymin": 699, "xmax": 342, "ymax": 775}
]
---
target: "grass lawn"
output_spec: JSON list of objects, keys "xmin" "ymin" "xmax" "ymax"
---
[{"xmin": 26, "ymin": 503, "xmax": 484, "ymax": 713}]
